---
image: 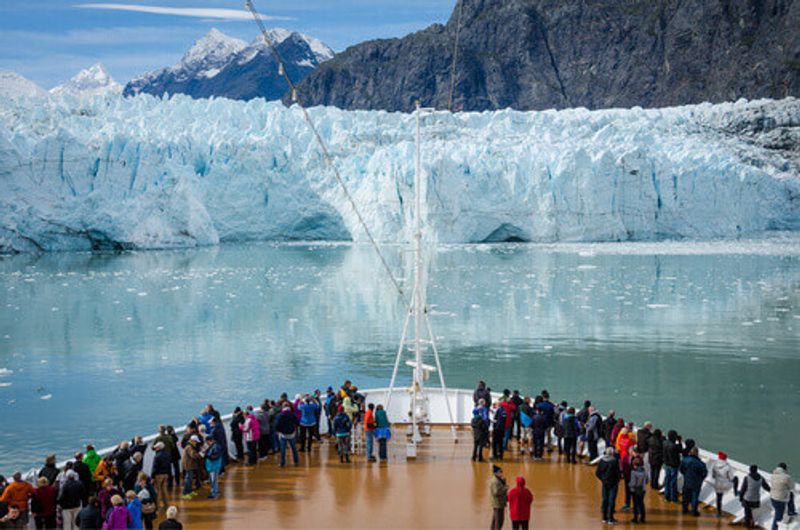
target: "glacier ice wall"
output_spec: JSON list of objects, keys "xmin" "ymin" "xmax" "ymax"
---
[{"xmin": 0, "ymin": 94, "xmax": 798, "ymax": 252}]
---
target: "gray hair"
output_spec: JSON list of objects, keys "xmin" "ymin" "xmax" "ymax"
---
[{"xmin": 166, "ymin": 506, "xmax": 178, "ymax": 519}]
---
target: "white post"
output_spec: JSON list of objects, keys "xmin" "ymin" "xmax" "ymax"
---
[
  {"xmin": 387, "ymin": 307, "xmax": 412, "ymax": 412},
  {"xmin": 426, "ymin": 312, "xmax": 458, "ymax": 441},
  {"xmin": 412, "ymin": 100, "xmax": 424, "ymax": 445}
]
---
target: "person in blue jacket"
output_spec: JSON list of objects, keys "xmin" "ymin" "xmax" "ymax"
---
[
  {"xmin": 333, "ymin": 405, "xmax": 353, "ymax": 463},
  {"xmin": 208, "ymin": 418, "xmax": 228, "ymax": 473},
  {"xmin": 298, "ymin": 396, "xmax": 320, "ymax": 452},
  {"xmin": 274, "ymin": 404, "xmax": 300, "ymax": 467},
  {"xmin": 679, "ymin": 446, "xmax": 708, "ymax": 516},
  {"xmin": 204, "ymin": 436, "xmax": 223, "ymax": 500}
]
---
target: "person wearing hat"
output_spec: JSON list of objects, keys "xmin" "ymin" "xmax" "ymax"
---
[
  {"xmin": 507, "ymin": 475, "xmax": 533, "ymax": 530},
  {"xmin": 711, "ymin": 451, "xmax": 737, "ymax": 517},
  {"xmin": 490, "ymin": 465, "xmax": 508, "ymax": 530},
  {"xmin": 180, "ymin": 436, "xmax": 202, "ymax": 499},
  {"xmin": 150, "ymin": 441, "xmax": 172, "ymax": 512}
]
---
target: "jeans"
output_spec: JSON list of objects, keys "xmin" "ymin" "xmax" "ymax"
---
[
  {"xmin": 533, "ymin": 434, "xmax": 544, "ymax": 458},
  {"xmin": 246, "ymin": 440, "xmax": 257, "ymax": 465},
  {"xmin": 503, "ymin": 425, "xmax": 513, "ymax": 450},
  {"xmin": 563, "ymin": 436, "xmax": 577, "ymax": 463},
  {"xmin": 601, "ymin": 484, "xmax": 618, "ymax": 522},
  {"xmin": 232, "ymin": 435, "xmax": 244, "ymax": 461},
  {"xmin": 472, "ymin": 439, "xmax": 484, "ymax": 461},
  {"xmin": 587, "ymin": 437, "xmax": 599, "ymax": 461},
  {"xmin": 632, "ymin": 490, "xmax": 645, "ymax": 521},
  {"xmin": 772, "ymin": 499, "xmax": 787, "ymax": 530},
  {"xmin": 682, "ymin": 486, "xmax": 700, "ymax": 514},
  {"xmin": 170, "ymin": 457, "xmax": 181, "ymax": 487},
  {"xmin": 182, "ymin": 469, "xmax": 195, "ymax": 495},
  {"xmin": 664, "ymin": 466, "xmax": 679, "ymax": 502},
  {"xmin": 299, "ymin": 425, "xmax": 314, "ymax": 451},
  {"xmin": 378, "ymin": 438, "xmax": 388, "ymax": 461},
  {"xmin": 208, "ymin": 470, "xmax": 219, "ymax": 498},
  {"xmin": 650, "ymin": 463, "xmax": 662, "ymax": 489},
  {"xmin": 366, "ymin": 430, "xmax": 375, "ymax": 459},
  {"xmin": 279, "ymin": 435, "xmax": 299, "ymax": 466}
]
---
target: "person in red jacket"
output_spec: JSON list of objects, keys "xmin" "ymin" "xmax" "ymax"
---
[{"xmin": 507, "ymin": 476, "xmax": 533, "ymax": 530}]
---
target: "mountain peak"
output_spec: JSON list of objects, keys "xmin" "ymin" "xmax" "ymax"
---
[
  {"xmin": 180, "ymin": 28, "xmax": 248, "ymax": 76},
  {"xmin": 0, "ymin": 71, "xmax": 47, "ymax": 99},
  {"xmin": 51, "ymin": 63, "xmax": 121, "ymax": 97}
]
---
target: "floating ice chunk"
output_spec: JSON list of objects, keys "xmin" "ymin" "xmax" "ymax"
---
[
  {"xmin": 543, "ymin": 345, "xmax": 553, "ymax": 351},
  {"xmin": 0, "ymin": 382, "xmax": 12, "ymax": 387},
  {"xmin": 647, "ymin": 304, "xmax": 670, "ymax": 309},
  {"xmin": 137, "ymin": 292, "xmax": 148, "ymax": 296},
  {"xmin": 741, "ymin": 321, "xmax": 754, "ymax": 326},
  {"xmin": 115, "ymin": 369, "xmax": 124, "ymax": 373},
  {"xmin": 471, "ymin": 304, "xmax": 480, "ymax": 309},
  {"xmin": 51, "ymin": 307, "xmax": 59, "ymax": 312},
  {"xmin": 40, "ymin": 394, "xmax": 52, "ymax": 400},
  {"xmin": 126, "ymin": 316, "xmax": 133, "ymax": 321},
  {"xmin": 156, "ymin": 326, "xmax": 164, "ymax": 331},
  {"xmin": 0, "ymin": 368, "xmax": 12, "ymax": 376},
  {"xmin": 576, "ymin": 265, "xmax": 597, "ymax": 270},
  {"xmin": 40, "ymin": 359, "xmax": 47, "ymax": 364},
  {"xmin": 749, "ymin": 356, "xmax": 760, "ymax": 362}
]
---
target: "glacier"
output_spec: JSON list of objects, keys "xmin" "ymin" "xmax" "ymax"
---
[{"xmin": 0, "ymin": 93, "xmax": 799, "ymax": 252}]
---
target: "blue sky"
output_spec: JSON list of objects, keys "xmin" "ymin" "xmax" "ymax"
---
[{"xmin": 0, "ymin": 0, "xmax": 455, "ymax": 88}]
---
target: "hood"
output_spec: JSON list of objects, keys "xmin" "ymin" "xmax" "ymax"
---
[
  {"xmin": 601, "ymin": 454, "xmax": 617, "ymax": 462},
  {"xmin": 516, "ymin": 476, "xmax": 526, "ymax": 487},
  {"xmin": 773, "ymin": 467, "xmax": 788, "ymax": 477}
]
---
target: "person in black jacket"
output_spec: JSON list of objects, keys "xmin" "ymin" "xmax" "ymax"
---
[
  {"xmin": 473, "ymin": 381, "xmax": 491, "ymax": 407},
  {"xmin": 151, "ymin": 442, "xmax": 172, "ymax": 513},
  {"xmin": 662, "ymin": 430, "xmax": 683, "ymax": 502},
  {"xmin": 595, "ymin": 447, "xmax": 622, "ymax": 524},
  {"xmin": 121, "ymin": 453, "xmax": 143, "ymax": 493},
  {"xmin": 647, "ymin": 429, "xmax": 665, "ymax": 490},
  {"xmin": 601, "ymin": 410, "xmax": 617, "ymax": 446},
  {"xmin": 471, "ymin": 411, "xmax": 489, "ymax": 462},
  {"xmin": 58, "ymin": 471, "xmax": 85, "ymax": 530},
  {"xmin": 38, "ymin": 455, "xmax": 59, "ymax": 489},
  {"xmin": 72, "ymin": 453, "xmax": 92, "ymax": 501},
  {"xmin": 229, "ymin": 408, "xmax": 245, "ymax": 462},
  {"xmin": 75, "ymin": 496, "xmax": 102, "ymax": 530},
  {"xmin": 510, "ymin": 390, "xmax": 524, "ymax": 441},
  {"xmin": 275, "ymin": 404, "xmax": 300, "ymax": 467}
]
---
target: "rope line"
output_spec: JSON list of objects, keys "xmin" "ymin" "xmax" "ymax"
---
[
  {"xmin": 447, "ymin": 0, "xmax": 465, "ymax": 112},
  {"xmin": 245, "ymin": 0, "xmax": 408, "ymax": 305}
]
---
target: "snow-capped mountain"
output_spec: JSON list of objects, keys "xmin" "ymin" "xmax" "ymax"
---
[
  {"xmin": 50, "ymin": 64, "xmax": 122, "ymax": 97},
  {"xmin": 0, "ymin": 72, "xmax": 46, "ymax": 99},
  {"xmin": 123, "ymin": 28, "xmax": 334, "ymax": 101}
]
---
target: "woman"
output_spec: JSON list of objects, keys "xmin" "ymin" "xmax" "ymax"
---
[
  {"xmin": 204, "ymin": 436, "xmax": 223, "ymax": 500},
  {"xmin": 240, "ymin": 407, "xmax": 260, "ymax": 466},
  {"xmin": 647, "ymin": 429, "xmax": 664, "ymax": 490},
  {"xmin": 712, "ymin": 452, "xmax": 737, "ymax": 518},
  {"xmin": 629, "ymin": 457, "xmax": 648, "ymax": 524},
  {"xmin": 93, "ymin": 457, "xmax": 115, "ymax": 489},
  {"xmin": 32, "ymin": 477, "xmax": 57, "ymax": 530},
  {"xmin": 230, "ymin": 407, "xmax": 245, "ymax": 462},
  {"xmin": 375, "ymin": 404, "xmax": 392, "ymax": 462},
  {"xmin": 616, "ymin": 429, "xmax": 635, "ymax": 512},
  {"xmin": 102, "ymin": 495, "xmax": 130, "ymax": 530},
  {"xmin": 75, "ymin": 496, "xmax": 102, "ymax": 530},
  {"xmin": 740, "ymin": 464, "xmax": 770, "ymax": 528},
  {"xmin": 125, "ymin": 490, "xmax": 142, "ymax": 530},
  {"xmin": 97, "ymin": 478, "xmax": 121, "ymax": 521},
  {"xmin": 134, "ymin": 473, "xmax": 157, "ymax": 530}
]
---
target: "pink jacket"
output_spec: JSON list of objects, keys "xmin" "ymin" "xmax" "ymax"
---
[
  {"xmin": 240, "ymin": 414, "xmax": 260, "ymax": 442},
  {"xmin": 102, "ymin": 505, "xmax": 131, "ymax": 530}
]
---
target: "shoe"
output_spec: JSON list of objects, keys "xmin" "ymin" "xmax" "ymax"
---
[
  {"xmin": 207, "ymin": 494, "xmax": 217, "ymax": 499},
  {"xmin": 619, "ymin": 505, "xmax": 630, "ymax": 512},
  {"xmin": 601, "ymin": 520, "xmax": 608, "ymax": 525},
  {"xmin": 181, "ymin": 494, "xmax": 193, "ymax": 500},
  {"xmin": 189, "ymin": 492, "xmax": 198, "ymax": 498},
  {"xmin": 692, "ymin": 512, "xmax": 700, "ymax": 517},
  {"xmin": 368, "ymin": 457, "xmax": 376, "ymax": 462}
]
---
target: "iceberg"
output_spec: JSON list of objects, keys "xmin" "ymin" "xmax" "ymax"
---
[{"xmin": 0, "ymin": 94, "xmax": 798, "ymax": 252}]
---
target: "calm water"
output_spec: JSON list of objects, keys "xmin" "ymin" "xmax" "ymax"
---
[{"xmin": 1, "ymin": 239, "xmax": 799, "ymax": 474}]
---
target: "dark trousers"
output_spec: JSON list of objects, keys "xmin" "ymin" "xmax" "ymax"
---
[
  {"xmin": 664, "ymin": 466, "xmax": 679, "ymax": 502},
  {"xmin": 624, "ymin": 480, "xmax": 632, "ymax": 507},
  {"xmin": 743, "ymin": 501, "xmax": 758, "ymax": 528},
  {"xmin": 682, "ymin": 486, "xmax": 700, "ymax": 515},
  {"xmin": 472, "ymin": 439, "xmax": 484, "ymax": 461},
  {"xmin": 378, "ymin": 438, "xmax": 388, "ymax": 461},
  {"xmin": 491, "ymin": 507, "xmax": 504, "ymax": 530},
  {"xmin": 588, "ymin": 437, "xmax": 599, "ymax": 461},
  {"xmin": 772, "ymin": 499, "xmax": 787, "ymax": 530},
  {"xmin": 632, "ymin": 490, "xmax": 646, "ymax": 522},
  {"xmin": 511, "ymin": 521, "xmax": 528, "ymax": 530},
  {"xmin": 170, "ymin": 457, "xmax": 181, "ymax": 487},
  {"xmin": 492, "ymin": 429, "xmax": 504, "ymax": 460},
  {"xmin": 34, "ymin": 515, "xmax": 56, "ymax": 530},
  {"xmin": 513, "ymin": 416, "xmax": 522, "ymax": 440},
  {"xmin": 650, "ymin": 463, "xmax": 662, "ymax": 489},
  {"xmin": 279, "ymin": 435, "xmax": 299, "ymax": 466},
  {"xmin": 246, "ymin": 440, "xmax": 257, "ymax": 465},
  {"xmin": 563, "ymin": 436, "xmax": 577, "ymax": 463},
  {"xmin": 601, "ymin": 484, "xmax": 618, "ymax": 522},
  {"xmin": 232, "ymin": 435, "xmax": 244, "ymax": 461},
  {"xmin": 257, "ymin": 434, "xmax": 269, "ymax": 457},
  {"xmin": 298, "ymin": 425, "xmax": 314, "ymax": 451},
  {"xmin": 533, "ymin": 433, "xmax": 544, "ymax": 458}
]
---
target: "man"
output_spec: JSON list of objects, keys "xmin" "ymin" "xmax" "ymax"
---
[
  {"xmin": 151, "ymin": 441, "xmax": 172, "ymax": 512},
  {"xmin": 275, "ymin": 404, "xmax": 300, "ymax": 467},
  {"xmin": 209, "ymin": 417, "xmax": 228, "ymax": 472},
  {"xmin": 471, "ymin": 409, "xmax": 489, "ymax": 462},
  {"xmin": 518, "ymin": 397, "xmax": 535, "ymax": 456},
  {"xmin": 636, "ymin": 422, "xmax": 653, "ymax": 456},
  {"xmin": 601, "ymin": 410, "xmax": 617, "ymax": 446},
  {"xmin": 121, "ymin": 452, "xmax": 143, "ymax": 492},
  {"xmin": 507, "ymin": 476, "xmax": 533, "ymax": 530},
  {"xmin": 72, "ymin": 453, "xmax": 92, "ymax": 501},
  {"xmin": 595, "ymin": 447, "xmax": 621, "ymax": 524},
  {"xmin": 364, "ymin": 403, "xmax": 377, "ymax": 462},
  {"xmin": 531, "ymin": 408, "xmax": 546, "ymax": 460},
  {"xmin": 770, "ymin": 463, "xmax": 796, "ymax": 530},
  {"xmin": 57, "ymin": 470, "xmax": 85, "ymax": 530},
  {"xmin": 491, "ymin": 401, "xmax": 507, "ymax": 461},
  {"xmin": 535, "ymin": 392, "xmax": 555, "ymax": 451},
  {"xmin": 662, "ymin": 430, "xmax": 682, "ymax": 502},
  {"xmin": 679, "ymin": 447, "xmax": 708, "ymax": 516},
  {"xmin": 158, "ymin": 506, "xmax": 183, "ymax": 530},
  {"xmin": 500, "ymin": 391, "xmax": 516, "ymax": 451},
  {"xmin": 256, "ymin": 402, "xmax": 271, "ymax": 459},
  {"xmin": 39, "ymin": 455, "xmax": 59, "ymax": 488},
  {"xmin": 473, "ymin": 381, "xmax": 491, "ymax": 406},
  {"xmin": 0, "ymin": 472, "xmax": 34, "ymax": 526},
  {"xmin": 298, "ymin": 396, "xmax": 320, "ymax": 453},
  {"xmin": 203, "ymin": 436, "xmax": 222, "ymax": 500},
  {"xmin": 324, "ymin": 387, "xmax": 338, "ymax": 436},
  {"xmin": 510, "ymin": 390, "xmax": 524, "ymax": 441},
  {"xmin": 490, "ymin": 466, "xmax": 508, "ymax": 530},
  {"xmin": 585, "ymin": 406, "xmax": 602, "ymax": 461},
  {"xmin": 333, "ymin": 405, "xmax": 353, "ymax": 463}
]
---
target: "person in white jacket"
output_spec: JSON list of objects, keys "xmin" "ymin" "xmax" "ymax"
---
[
  {"xmin": 711, "ymin": 451, "xmax": 738, "ymax": 517},
  {"xmin": 770, "ymin": 463, "xmax": 797, "ymax": 530}
]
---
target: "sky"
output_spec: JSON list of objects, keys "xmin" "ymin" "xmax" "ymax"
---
[{"xmin": 0, "ymin": 0, "xmax": 455, "ymax": 89}]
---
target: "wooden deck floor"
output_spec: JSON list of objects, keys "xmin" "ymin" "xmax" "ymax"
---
[{"xmin": 162, "ymin": 428, "xmax": 735, "ymax": 529}]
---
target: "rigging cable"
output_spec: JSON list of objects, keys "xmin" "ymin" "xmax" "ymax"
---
[
  {"xmin": 447, "ymin": 0, "xmax": 465, "ymax": 112},
  {"xmin": 245, "ymin": 0, "xmax": 409, "ymax": 306}
]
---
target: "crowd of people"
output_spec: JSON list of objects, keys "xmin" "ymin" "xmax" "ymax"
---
[
  {"xmin": 471, "ymin": 382, "xmax": 797, "ymax": 529},
  {"xmin": 0, "ymin": 379, "xmax": 390, "ymax": 530}
]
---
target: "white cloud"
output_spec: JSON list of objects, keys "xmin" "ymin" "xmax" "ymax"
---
[{"xmin": 74, "ymin": 3, "xmax": 293, "ymax": 21}]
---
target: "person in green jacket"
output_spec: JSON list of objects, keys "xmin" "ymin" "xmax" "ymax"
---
[
  {"xmin": 490, "ymin": 465, "xmax": 508, "ymax": 530},
  {"xmin": 83, "ymin": 445, "xmax": 101, "ymax": 475}
]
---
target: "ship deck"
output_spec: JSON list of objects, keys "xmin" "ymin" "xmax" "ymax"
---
[{"xmin": 169, "ymin": 426, "xmax": 734, "ymax": 529}]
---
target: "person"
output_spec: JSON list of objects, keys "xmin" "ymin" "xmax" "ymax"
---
[
  {"xmin": 636, "ymin": 422, "xmax": 652, "ymax": 457},
  {"xmin": 150, "ymin": 442, "xmax": 171, "ymax": 513},
  {"xmin": 97, "ymin": 478, "xmax": 120, "ymax": 521},
  {"xmin": 536, "ymin": 392, "xmax": 555, "ymax": 451},
  {"xmin": 32, "ymin": 477, "xmax": 56, "ymax": 530},
  {"xmin": 662, "ymin": 430, "xmax": 681, "ymax": 502},
  {"xmin": 595, "ymin": 447, "xmax": 621, "ymax": 524},
  {"xmin": 120, "ymin": 453, "xmax": 143, "ymax": 493},
  {"xmin": 646, "ymin": 429, "xmax": 664, "ymax": 490},
  {"xmin": 518, "ymin": 397, "xmax": 534, "ymax": 456},
  {"xmin": 531, "ymin": 408, "xmax": 546, "ymax": 460},
  {"xmin": 298, "ymin": 396, "xmax": 320, "ymax": 453},
  {"xmin": 58, "ymin": 471, "xmax": 85, "ymax": 530},
  {"xmin": 473, "ymin": 399, "xmax": 490, "ymax": 426},
  {"xmin": 130, "ymin": 437, "xmax": 148, "ymax": 458},
  {"xmin": 490, "ymin": 466, "xmax": 508, "ymax": 530},
  {"xmin": 83, "ymin": 446, "xmax": 101, "ymax": 477},
  {"xmin": 585, "ymin": 406, "xmax": 602, "ymax": 461},
  {"xmin": 111, "ymin": 442, "xmax": 131, "ymax": 483},
  {"xmin": 125, "ymin": 490, "xmax": 142, "ymax": 530},
  {"xmin": 471, "ymin": 409, "xmax": 489, "ymax": 462},
  {"xmin": 180, "ymin": 436, "xmax": 202, "ymax": 500},
  {"xmin": 38, "ymin": 456, "xmax": 59, "ymax": 490},
  {"xmin": 134, "ymin": 473, "xmax": 157, "ymax": 530},
  {"xmin": 601, "ymin": 410, "xmax": 616, "ymax": 447},
  {"xmin": 576, "ymin": 400, "xmax": 592, "ymax": 458},
  {"xmin": 342, "ymin": 391, "xmax": 359, "ymax": 424},
  {"xmin": 507, "ymin": 476, "xmax": 533, "ymax": 530},
  {"xmin": 616, "ymin": 428, "xmax": 634, "ymax": 512},
  {"xmin": 165, "ymin": 427, "xmax": 181, "ymax": 489},
  {"xmin": 72, "ymin": 454, "xmax": 92, "ymax": 503},
  {"xmin": 157, "ymin": 506, "xmax": 183, "ymax": 530},
  {"xmin": 473, "ymin": 381, "xmax": 491, "ymax": 406},
  {"xmin": 374, "ymin": 404, "xmax": 392, "ymax": 462},
  {"xmin": 240, "ymin": 407, "xmax": 260, "ymax": 466},
  {"xmin": 229, "ymin": 408, "xmax": 245, "ymax": 462},
  {"xmin": 561, "ymin": 407, "xmax": 580, "ymax": 464},
  {"xmin": 711, "ymin": 451, "xmax": 738, "ymax": 517},
  {"xmin": 208, "ymin": 418, "xmax": 228, "ymax": 472},
  {"xmin": 510, "ymin": 390, "xmax": 524, "ymax": 442},
  {"xmin": 679, "ymin": 447, "xmax": 708, "ymax": 516},
  {"xmin": 324, "ymin": 388, "xmax": 337, "ymax": 436},
  {"xmin": 255, "ymin": 402, "xmax": 271, "ymax": 460},
  {"xmin": 554, "ymin": 401, "xmax": 567, "ymax": 455},
  {"xmin": 491, "ymin": 401, "xmax": 507, "ymax": 461},
  {"xmin": 629, "ymin": 457, "xmax": 648, "ymax": 524},
  {"xmin": 275, "ymin": 404, "xmax": 300, "ymax": 467},
  {"xmin": 0, "ymin": 506, "xmax": 22, "ymax": 529},
  {"xmin": 204, "ymin": 436, "xmax": 222, "ymax": 499},
  {"xmin": 363, "ymin": 403, "xmax": 377, "ymax": 462},
  {"xmin": 333, "ymin": 405, "xmax": 353, "ymax": 463},
  {"xmin": 75, "ymin": 496, "xmax": 102, "ymax": 530},
  {"xmin": 769, "ymin": 463, "xmax": 795, "ymax": 530},
  {"xmin": 0, "ymin": 472, "xmax": 34, "ymax": 527},
  {"xmin": 102, "ymin": 495, "xmax": 130, "ymax": 530},
  {"xmin": 740, "ymin": 464, "xmax": 770, "ymax": 528}
]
